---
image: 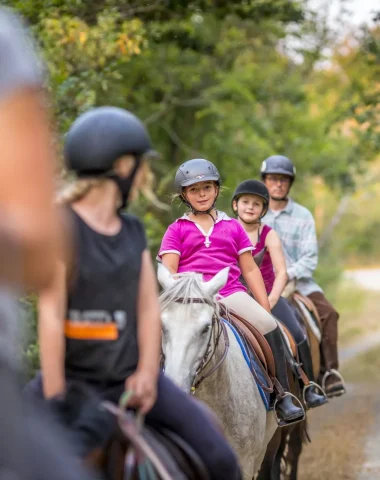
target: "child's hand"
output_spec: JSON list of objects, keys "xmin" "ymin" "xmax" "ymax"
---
[{"xmin": 125, "ymin": 369, "xmax": 158, "ymax": 414}]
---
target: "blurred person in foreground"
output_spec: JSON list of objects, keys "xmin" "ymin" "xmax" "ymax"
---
[{"xmin": 0, "ymin": 7, "xmax": 94, "ymax": 479}]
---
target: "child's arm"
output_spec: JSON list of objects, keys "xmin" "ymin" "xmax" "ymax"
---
[
  {"xmin": 38, "ymin": 260, "xmax": 67, "ymax": 398},
  {"xmin": 161, "ymin": 253, "xmax": 180, "ymax": 274},
  {"xmin": 266, "ymin": 230, "xmax": 288, "ymax": 309},
  {"xmin": 126, "ymin": 250, "xmax": 161, "ymax": 414},
  {"xmin": 239, "ymin": 252, "xmax": 271, "ymax": 313}
]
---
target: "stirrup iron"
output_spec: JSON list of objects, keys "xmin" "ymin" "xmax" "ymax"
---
[
  {"xmin": 322, "ymin": 369, "xmax": 346, "ymax": 397},
  {"xmin": 273, "ymin": 392, "xmax": 306, "ymax": 428},
  {"xmin": 302, "ymin": 381, "xmax": 327, "ymax": 409}
]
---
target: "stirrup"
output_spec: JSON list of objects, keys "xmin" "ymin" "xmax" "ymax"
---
[
  {"xmin": 322, "ymin": 369, "xmax": 346, "ymax": 398},
  {"xmin": 273, "ymin": 392, "xmax": 306, "ymax": 428},
  {"xmin": 302, "ymin": 381, "xmax": 328, "ymax": 409}
]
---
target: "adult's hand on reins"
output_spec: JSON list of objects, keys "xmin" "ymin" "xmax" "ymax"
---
[{"xmin": 125, "ymin": 369, "xmax": 158, "ymax": 414}]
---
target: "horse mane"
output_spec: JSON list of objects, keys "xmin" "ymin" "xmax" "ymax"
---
[{"xmin": 159, "ymin": 271, "xmax": 220, "ymax": 317}]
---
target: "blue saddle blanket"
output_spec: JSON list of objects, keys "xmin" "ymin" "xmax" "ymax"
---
[{"xmin": 223, "ymin": 319, "xmax": 272, "ymax": 411}]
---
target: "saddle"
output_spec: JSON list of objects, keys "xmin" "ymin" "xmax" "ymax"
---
[
  {"xmin": 222, "ymin": 306, "xmax": 275, "ymax": 378},
  {"xmin": 102, "ymin": 402, "xmax": 210, "ymax": 480},
  {"xmin": 222, "ymin": 307, "xmax": 309, "ymax": 394},
  {"xmin": 291, "ymin": 292, "xmax": 322, "ymax": 343},
  {"xmin": 223, "ymin": 308, "xmax": 298, "ymax": 378}
]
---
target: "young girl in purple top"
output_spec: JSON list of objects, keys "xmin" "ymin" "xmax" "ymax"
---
[
  {"xmin": 158, "ymin": 158, "xmax": 304, "ymax": 425},
  {"xmin": 232, "ymin": 180, "xmax": 327, "ymax": 409}
]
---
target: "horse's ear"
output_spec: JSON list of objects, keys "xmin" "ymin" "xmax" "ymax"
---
[
  {"xmin": 204, "ymin": 267, "xmax": 229, "ymax": 297},
  {"xmin": 157, "ymin": 263, "xmax": 176, "ymax": 290}
]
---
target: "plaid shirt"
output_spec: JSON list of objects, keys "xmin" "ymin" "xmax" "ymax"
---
[{"xmin": 262, "ymin": 198, "xmax": 323, "ymax": 296}]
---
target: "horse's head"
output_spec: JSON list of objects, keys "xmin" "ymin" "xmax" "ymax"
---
[{"xmin": 158, "ymin": 264, "xmax": 229, "ymax": 392}]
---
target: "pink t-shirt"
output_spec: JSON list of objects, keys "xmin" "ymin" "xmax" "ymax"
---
[{"xmin": 157, "ymin": 212, "xmax": 254, "ymax": 297}]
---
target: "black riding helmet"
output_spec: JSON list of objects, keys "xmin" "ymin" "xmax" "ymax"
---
[
  {"xmin": 64, "ymin": 106, "xmax": 156, "ymax": 208},
  {"xmin": 260, "ymin": 155, "xmax": 296, "ymax": 181},
  {"xmin": 231, "ymin": 180, "xmax": 269, "ymax": 220},
  {"xmin": 174, "ymin": 158, "xmax": 221, "ymax": 216}
]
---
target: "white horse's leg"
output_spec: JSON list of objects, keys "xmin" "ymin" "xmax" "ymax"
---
[
  {"xmin": 196, "ymin": 330, "xmax": 275, "ymax": 479},
  {"xmin": 255, "ymin": 414, "xmax": 278, "ymax": 474}
]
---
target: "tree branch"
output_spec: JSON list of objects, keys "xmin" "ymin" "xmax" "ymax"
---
[{"xmin": 161, "ymin": 124, "xmax": 204, "ymax": 157}]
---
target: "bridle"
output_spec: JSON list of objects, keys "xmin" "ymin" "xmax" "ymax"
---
[{"xmin": 161, "ymin": 297, "xmax": 229, "ymax": 394}]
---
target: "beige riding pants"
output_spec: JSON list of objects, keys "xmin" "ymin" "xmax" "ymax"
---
[{"xmin": 219, "ymin": 291, "xmax": 277, "ymax": 335}]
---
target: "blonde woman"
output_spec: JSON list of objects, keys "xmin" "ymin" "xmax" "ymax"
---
[{"xmin": 26, "ymin": 107, "xmax": 241, "ymax": 480}]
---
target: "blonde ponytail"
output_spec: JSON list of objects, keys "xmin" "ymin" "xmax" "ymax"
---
[{"xmin": 56, "ymin": 177, "xmax": 103, "ymax": 205}]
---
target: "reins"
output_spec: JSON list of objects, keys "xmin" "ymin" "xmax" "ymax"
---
[{"xmin": 169, "ymin": 297, "xmax": 230, "ymax": 393}]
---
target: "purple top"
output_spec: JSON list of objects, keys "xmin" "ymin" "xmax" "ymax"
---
[
  {"xmin": 254, "ymin": 225, "xmax": 275, "ymax": 294},
  {"xmin": 158, "ymin": 211, "xmax": 254, "ymax": 297}
]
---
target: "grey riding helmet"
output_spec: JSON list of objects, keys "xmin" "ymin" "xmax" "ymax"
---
[
  {"xmin": 174, "ymin": 158, "xmax": 221, "ymax": 193},
  {"xmin": 260, "ymin": 155, "xmax": 296, "ymax": 181}
]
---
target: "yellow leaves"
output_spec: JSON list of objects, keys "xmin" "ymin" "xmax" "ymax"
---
[
  {"xmin": 79, "ymin": 31, "xmax": 87, "ymax": 45},
  {"xmin": 40, "ymin": 13, "xmax": 146, "ymax": 76},
  {"xmin": 117, "ymin": 33, "xmax": 142, "ymax": 55}
]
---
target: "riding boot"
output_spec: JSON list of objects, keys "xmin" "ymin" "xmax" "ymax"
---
[
  {"xmin": 264, "ymin": 327, "xmax": 304, "ymax": 425},
  {"xmin": 297, "ymin": 339, "xmax": 328, "ymax": 409}
]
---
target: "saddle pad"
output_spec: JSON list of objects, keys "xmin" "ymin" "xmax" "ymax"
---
[{"xmin": 224, "ymin": 320, "xmax": 272, "ymax": 411}]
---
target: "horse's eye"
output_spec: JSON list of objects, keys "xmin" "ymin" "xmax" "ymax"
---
[{"xmin": 202, "ymin": 325, "xmax": 211, "ymax": 335}]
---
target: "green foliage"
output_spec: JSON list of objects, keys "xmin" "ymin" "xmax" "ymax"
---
[
  {"xmin": 6, "ymin": 0, "xmax": 378, "ymax": 372},
  {"xmin": 19, "ymin": 296, "xmax": 40, "ymax": 380}
]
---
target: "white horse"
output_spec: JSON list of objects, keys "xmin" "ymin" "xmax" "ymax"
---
[{"xmin": 158, "ymin": 265, "xmax": 277, "ymax": 479}]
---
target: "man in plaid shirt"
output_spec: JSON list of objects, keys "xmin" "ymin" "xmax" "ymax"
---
[{"xmin": 261, "ymin": 155, "xmax": 345, "ymax": 398}]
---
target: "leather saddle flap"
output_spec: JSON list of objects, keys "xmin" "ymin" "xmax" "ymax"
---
[
  {"xmin": 278, "ymin": 322, "xmax": 298, "ymax": 357},
  {"xmin": 231, "ymin": 320, "xmax": 267, "ymax": 371},
  {"xmin": 293, "ymin": 292, "xmax": 322, "ymax": 329},
  {"xmin": 110, "ymin": 422, "xmax": 210, "ymax": 480},
  {"xmin": 148, "ymin": 428, "xmax": 211, "ymax": 480},
  {"xmin": 226, "ymin": 309, "xmax": 276, "ymax": 378}
]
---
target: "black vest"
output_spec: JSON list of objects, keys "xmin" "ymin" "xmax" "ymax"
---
[{"xmin": 65, "ymin": 210, "xmax": 146, "ymax": 384}]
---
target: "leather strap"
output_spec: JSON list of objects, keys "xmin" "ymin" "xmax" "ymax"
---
[{"xmin": 193, "ymin": 317, "xmax": 230, "ymax": 389}]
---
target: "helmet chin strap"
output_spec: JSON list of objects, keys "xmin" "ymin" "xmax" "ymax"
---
[
  {"xmin": 189, "ymin": 202, "xmax": 217, "ymax": 223},
  {"xmin": 238, "ymin": 215, "xmax": 261, "ymax": 225}
]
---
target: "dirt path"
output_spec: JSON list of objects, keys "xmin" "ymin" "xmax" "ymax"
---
[
  {"xmin": 298, "ymin": 272, "xmax": 380, "ymax": 480},
  {"xmin": 357, "ymin": 393, "xmax": 380, "ymax": 479},
  {"xmin": 340, "ymin": 331, "xmax": 380, "ymax": 364},
  {"xmin": 344, "ymin": 268, "xmax": 380, "ymax": 291}
]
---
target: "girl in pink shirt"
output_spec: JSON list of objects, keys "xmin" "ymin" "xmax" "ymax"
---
[
  {"xmin": 232, "ymin": 179, "xmax": 327, "ymax": 410},
  {"xmin": 158, "ymin": 158, "xmax": 304, "ymax": 425}
]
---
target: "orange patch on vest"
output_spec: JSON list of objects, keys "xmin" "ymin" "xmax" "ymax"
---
[{"xmin": 65, "ymin": 320, "xmax": 118, "ymax": 340}]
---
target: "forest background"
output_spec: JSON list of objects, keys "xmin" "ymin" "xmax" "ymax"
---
[{"xmin": 4, "ymin": 0, "xmax": 379, "ymax": 374}]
